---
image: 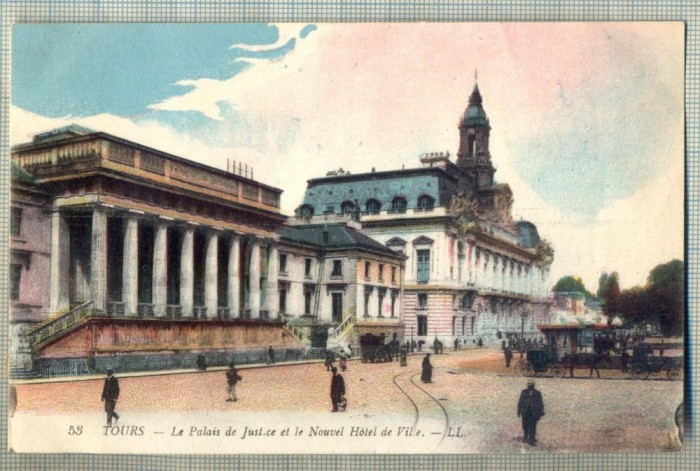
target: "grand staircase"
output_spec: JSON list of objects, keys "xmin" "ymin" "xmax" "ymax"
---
[
  {"xmin": 326, "ymin": 307, "xmax": 356, "ymax": 352},
  {"xmin": 26, "ymin": 301, "xmax": 94, "ymax": 352}
]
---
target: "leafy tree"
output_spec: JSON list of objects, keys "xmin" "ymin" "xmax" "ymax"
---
[
  {"xmin": 601, "ymin": 272, "xmax": 620, "ymax": 317},
  {"xmin": 552, "ymin": 275, "xmax": 591, "ymax": 297},
  {"xmin": 646, "ymin": 259, "xmax": 684, "ymax": 336},
  {"xmin": 597, "ymin": 272, "xmax": 611, "ymax": 299}
]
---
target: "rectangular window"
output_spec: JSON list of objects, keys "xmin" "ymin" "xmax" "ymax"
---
[
  {"xmin": 364, "ymin": 290, "xmax": 371, "ymax": 317},
  {"xmin": 279, "ymin": 254, "xmax": 287, "ymax": 274},
  {"xmin": 365, "ymin": 261, "xmax": 371, "ymax": 279},
  {"xmin": 377, "ymin": 291, "xmax": 385, "ymax": 317},
  {"xmin": 11, "ymin": 208, "xmax": 22, "ymax": 237},
  {"xmin": 305, "ymin": 258, "xmax": 312, "ymax": 277},
  {"xmin": 331, "ymin": 260, "xmax": 343, "ymax": 277},
  {"xmin": 418, "ymin": 293, "xmax": 428, "ymax": 309},
  {"xmin": 332, "ymin": 292, "xmax": 343, "ymax": 322},
  {"xmin": 391, "ymin": 295, "xmax": 396, "ymax": 318},
  {"xmin": 452, "ymin": 316, "xmax": 457, "ymax": 335},
  {"xmin": 279, "ymin": 288, "xmax": 287, "ymax": 314},
  {"xmin": 10, "ymin": 264, "xmax": 22, "ymax": 301},
  {"xmin": 378, "ymin": 264, "xmax": 384, "ymax": 281},
  {"xmin": 304, "ymin": 290, "xmax": 312, "ymax": 315},
  {"xmin": 391, "ymin": 266, "xmax": 397, "ymax": 283},
  {"xmin": 462, "ymin": 317, "xmax": 466, "ymax": 336},
  {"xmin": 417, "ymin": 315, "xmax": 428, "ymax": 336},
  {"xmin": 417, "ymin": 249, "xmax": 430, "ymax": 283}
]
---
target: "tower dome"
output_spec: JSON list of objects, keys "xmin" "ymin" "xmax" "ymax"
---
[{"xmin": 460, "ymin": 84, "xmax": 490, "ymax": 128}]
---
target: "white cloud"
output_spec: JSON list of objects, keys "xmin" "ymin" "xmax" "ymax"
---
[{"xmin": 11, "ymin": 23, "xmax": 685, "ymax": 290}]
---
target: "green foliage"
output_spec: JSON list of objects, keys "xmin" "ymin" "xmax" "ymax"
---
[
  {"xmin": 552, "ymin": 275, "xmax": 592, "ymax": 297},
  {"xmin": 615, "ymin": 260, "xmax": 684, "ymax": 336},
  {"xmin": 601, "ymin": 272, "xmax": 620, "ymax": 317}
]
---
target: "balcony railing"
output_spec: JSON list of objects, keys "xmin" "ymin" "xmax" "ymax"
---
[
  {"xmin": 137, "ymin": 303, "xmax": 155, "ymax": 317},
  {"xmin": 193, "ymin": 306, "xmax": 207, "ymax": 319},
  {"xmin": 166, "ymin": 305, "xmax": 182, "ymax": 318},
  {"xmin": 217, "ymin": 307, "xmax": 231, "ymax": 319},
  {"xmin": 106, "ymin": 301, "xmax": 125, "ymax": 317}
]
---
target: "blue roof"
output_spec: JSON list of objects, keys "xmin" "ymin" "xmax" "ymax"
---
[
  {"xmin": 281, "ymin": 224, "xmax": 400, "ymax": 257},
  {"xmin": 300, "ymin": 169, "xmax": 461, "ymax": 215}
]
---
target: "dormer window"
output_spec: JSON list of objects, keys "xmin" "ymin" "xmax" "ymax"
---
[
  {"xmin": 417, "ymin": 195, "xmax": 435, "ymax": 211},
  {"xmin": 390, "ymin": 197, "xmax": 407, "ymax": 213},
  {"xmin": 297, "ymin": 204, "xmax": 315, "ymax": 218},
  {"xmin": 365, "ymin": 199, "xmax": 381, "ymax": 215},
  {"xmin": 340, "ymin": 201, "xmax": 356, "ymax": 215}
]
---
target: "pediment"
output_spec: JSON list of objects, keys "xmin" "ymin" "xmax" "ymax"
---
[
  {"xmin": 412, "ymin": 235, "xmax": 435, "ymax": 245},
  {"xmin": 385, "ymin": 237, "xmax": 407, "ymax": 246}
]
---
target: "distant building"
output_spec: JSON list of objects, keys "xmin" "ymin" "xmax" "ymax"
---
[
  {"xmin": 279, "ymin": 222, "xmax": 405, "ymax": 349},
  {"xmin": 294, "ymin": 83, "xmax": 553, "ymax": 345}
]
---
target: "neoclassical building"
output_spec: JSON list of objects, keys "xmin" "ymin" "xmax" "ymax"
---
[
  {"xmin": 295, "ymin": 83, "xmax": 554, "ymax": 346},
  {"xmin": 10, "ymin": 125, "xmax": 298, "ymax": 375}
]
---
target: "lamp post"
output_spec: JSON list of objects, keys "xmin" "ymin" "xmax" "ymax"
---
[{"xmin": 520, "ymin": 309, "xmax": 530, "ymax": 359}]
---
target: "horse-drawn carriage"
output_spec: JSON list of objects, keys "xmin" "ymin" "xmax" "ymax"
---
[
  {"xmin": 629, "ymin": 344, "xmax": 683, "ymax": 380},
  {"xmin": 516, "ymin": 348, "xmax": 565, "ymax": 378},
  {"xmin": 359, "ymin": 333, "xmax": 396, "ymax": 363}
]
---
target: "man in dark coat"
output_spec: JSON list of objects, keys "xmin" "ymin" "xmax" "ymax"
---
[
  {"xmin": 330, "ymin": 367, "xmax": 345, "ymax": 412},
  {"xmin": 504, "ymin": 346, "xmax": 513, "ymax": 367},
  {"xmin": 421, "ymin": 353, "xmax": 433, "ymax": 383},
  {"xmin": 226, "ymin": 362, "xmax": 242, "ymax": 402},
  {"xmin": 620, "ymin": 349, "xmax": 630, "ymax": 373},
  {"xmin": 267, "ymin": 346, "xmax": 275, "ymax": 365},
  {"xmin": 101, "ymin": 369, "xmax": 120, "ymax": 426},
  {"xmin": 517, "ymin": 379, "xmax": 544, "ymax": 445}
]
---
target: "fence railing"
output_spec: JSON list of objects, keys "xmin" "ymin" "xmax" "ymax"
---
[{"xmin": 33, "ymin": 346, "xmax": 332, "ymax": 378}]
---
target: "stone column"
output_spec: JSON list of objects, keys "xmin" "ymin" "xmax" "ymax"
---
[
  {"xmin": 249, "ymin": 237, "xmax": 261, "ymax": 318},
  {"xmin": 90, "ymin": 208, "xmax": 108, "ymax": 312},
  {"xmin": 180, "ymin": 225, "xmax": 195, "ymax": 317},
  {"xmin": 204, "ymin": 231, "xmax": 219, "ymax": 319},
  {"xmin": 152, "ymin": 222, "xmax": 168, "ymax": 317},
  {"xmin": 49, "ymin": 210, "xmax": 70, "ymax": 313},
  {"xmin": 228, "ymin": 234, "xmax": 241, "ymax": 318},
  {"xmin": 266, "ymin": 241, "xmax": 280, "ymax": 319},
  {"xmin": 122, "ymin": 217, "xmax": 139, "ymax": 316}
]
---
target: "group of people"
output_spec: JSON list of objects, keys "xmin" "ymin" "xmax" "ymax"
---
[{"xmin": 97, "ymin": 346, "xmax": 547, "ymax": 447}]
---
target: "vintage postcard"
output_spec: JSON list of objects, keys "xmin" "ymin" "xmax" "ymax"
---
[{"xmin": 8, "ymin": 22, "xmax": 684, "ymax": 454}]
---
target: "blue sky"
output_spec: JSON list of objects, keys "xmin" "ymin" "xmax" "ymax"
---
[{"xmin": 10, "ymin": 23, "xmax": 684, "ymax": 289}]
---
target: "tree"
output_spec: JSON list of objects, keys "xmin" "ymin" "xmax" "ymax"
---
[
  {"xmin": 646, "ymin": 259, "xmax": 684, "ymax": 336},
  {"xmin": 601, "ymin": 272, "xmax": 620, "ymax": 317},
  {"xmin": 597, "ymin": 272, "xmax": 611, "ymax": 299},
  {"xmin": 552, "ymin": 275, "xmax": 591, "ymax": 297}
]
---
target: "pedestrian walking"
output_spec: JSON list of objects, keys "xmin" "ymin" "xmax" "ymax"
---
[
  {"xmin": 226, "ymin": 362, "xmax": 242, "ymax": 402},
  {"xmin": 339, "ymin": 350, "xmax": 348, "ymax": 371},
  {"xmin": 621, "ymin": 349, "xmax": 630, "ymax": 373},
  {"xmin": 330, "ymin": 367, "xmax": 345, "ymax": 412},
  {"xmin": 267, "ymin": 346, "xmax": 275, "ymax": 365},
  {"xmin": 101, "ymin": 369, "xmax": 120, "ymax": 426},
  {"xmin": 421, "ymin": 353, "xmax": 433, "ymax": 383},
  {"xmin": 589, "ymin": 354, "xmax": 601, "ymax": 379},
  {"xmin": 517, "ymin": 379, "xmax": 544, "ymax": 446},
  {"xmin": 504, "ymin": 346, "xmax": 513, "ymax": 368},
  {"xmin": 324, "ymin": 350, "xmax": 335, "ymax": 371},
  {"xmin": 478, "ymin": 337, "xmax": 483, "ymax": 348}
]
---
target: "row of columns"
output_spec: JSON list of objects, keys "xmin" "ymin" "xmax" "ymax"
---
[{"xmin": 49, "ymin": 207, "xmax": 280, "ymax": 320}]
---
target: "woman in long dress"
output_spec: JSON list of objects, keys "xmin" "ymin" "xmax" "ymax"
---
[{"xmin": 421, "ymin": 353, "xmax": 433, "ymax": 383}]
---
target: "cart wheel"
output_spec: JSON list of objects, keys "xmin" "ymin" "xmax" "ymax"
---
[
  {"xmin": 550, "ymin": 364, "xmax": 565, "ymax": 378},
  {"xmin": 516, "ymin": 360, "xmax": 534, "ymax": 377},
  {"xmin": 632, "ymin": 366, "xmax": 649, "ymax": 380},
  {"xmin": 667, "ymin": 367, "xmax": 683, "ymax": 381}
]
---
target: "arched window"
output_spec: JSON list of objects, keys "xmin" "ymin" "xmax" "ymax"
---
[
  {"xmin": 297, "ymin": 204, "xmax": 314, "ymax": 218},
  {"xmin": 340, "ymin": 201, "xmax": 356, "ymax": 215},
  {"xmin": 417, "ymin": 194, "xmax": 435, "ymax": 211},
  {"xmin": 390, "ymin": 196, "xmax": 407, "ymax": 213},
  {"xmin": 365, "ymin": 199, "xmax": 381, "ymax": 215}
]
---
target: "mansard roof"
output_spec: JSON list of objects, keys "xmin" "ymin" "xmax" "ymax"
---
[
  {"xmin": 280, "ymin": 224, "xmax": 401, "ymax": 257},
  {"xmin": 301, "ymin": 166, "xmax": 470, "ymax": 216}
]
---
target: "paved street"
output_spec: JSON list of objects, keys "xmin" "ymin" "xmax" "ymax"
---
[{"xmin": 11, "ymin": 347, "xmax": 683, "ymax": 453}]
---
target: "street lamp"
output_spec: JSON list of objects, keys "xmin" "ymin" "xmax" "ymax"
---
[{"xmin": 520, "ymin": 309, "xmax": 530, "ymax": 358}]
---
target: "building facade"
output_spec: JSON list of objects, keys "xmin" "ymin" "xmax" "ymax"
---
[
  {"xmin": 10, "ymin": 126, "xmax": 299, "ymax": 375},
  {"xmin": 295, "ymin": 83, "xmax": 554, "ymax": 346},
  {"xmin": 279, "ymin": 222, "xmax": 405, "ymax": 349}
]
